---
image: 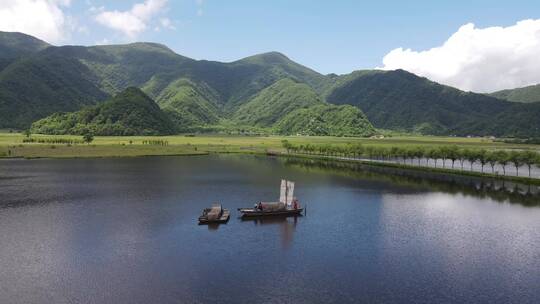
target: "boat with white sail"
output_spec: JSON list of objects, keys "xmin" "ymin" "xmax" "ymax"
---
[{"xmin": 238, "ymin": 180, "xmax": 304, "ymax": 217}]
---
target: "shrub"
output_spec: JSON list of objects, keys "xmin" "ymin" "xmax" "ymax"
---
[
  {"xmin": 23, "ymin": 137, "xmax": 83, "ymax": 144},
  {"xmin": 142, "ymin": 140, "xmax": 169, "ymax": 146}
]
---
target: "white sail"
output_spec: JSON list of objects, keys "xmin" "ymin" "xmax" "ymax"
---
[
  {"xmin": 279, "ymin": 179, "xmax": 287, "ymax": 203},
  {"xmin": 286, "ymin": 181, "xmax": 295, "ymax": 207}
]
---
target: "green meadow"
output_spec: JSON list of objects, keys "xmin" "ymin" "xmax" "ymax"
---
[{"xmin": 1, "ymin": 132, "xmax": 538, "ymax": 159}]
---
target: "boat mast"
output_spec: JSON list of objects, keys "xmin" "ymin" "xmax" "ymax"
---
[
  {"xmin": 286, "ymin": 181, "xmax": 294, "ymax": 207},
  {"xmin": 280, "ymin": 179, "xmax": 295, "ymax": 207},
  {"xmin": 280, "ymin": 179, "xmax": 287, "ymax": 204},
  {"xmin": 285, "ymin": 180, "xmax": 288, "ymax": 205}
]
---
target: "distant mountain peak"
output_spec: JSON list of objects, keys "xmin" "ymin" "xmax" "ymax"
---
[
  {"xmin": 0, "ymin": 31, "xmax": 50, "ymax": 59},
  {"xmin": 383, "ymin": 68, "xmax": 424, "ymax": 79},
  {"xmin": 0, "ymin": 31, "xmax": 50, "ymax": 46},
  {"xmin": 261, "ymin": 51, "xmax": 289, "ymax": 58},
  {"xmin": 127, "ymin": 42, "xmax": 175, "ymax": 52},
  {"xmin": 237, "ymin": 51, "xmax": 291, "ymax": 64},
  {"xmin": 490, "ymin": 83, "xmax": 540, "ymax": 103},
  {"xmin": 92, "ymin": 41, "xmax": 178, "ymax": 55}
]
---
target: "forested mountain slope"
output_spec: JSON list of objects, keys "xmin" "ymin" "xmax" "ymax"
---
[
  {"xmin": 490, "ymin": 84, "xmax": 540, "ymax": 103},
  {"xmin": 0, "ymin": 48, "xmax": 108, "ymax": 128},
  {"xmin": 1, "ymin": 31, "xmax": 539, "ymax": 138},
  {"xmin": 233, "ymin": 79, "xmax": 324, "ymax": 127},
  {"xmin": 32, "ymin": 87, "xmax": 176, "ymax": 136},
  {"xmin": 0, "ymin": 31, "xmax": 49, "ymax": 70},
  {"xmin": 324, "ymin": 69, "xmax": 524, "ymax": 136}
]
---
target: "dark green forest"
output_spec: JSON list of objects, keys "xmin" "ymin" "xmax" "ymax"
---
[
  {"xmin": 31, "ymin": 88, "xmax": 177, "ymax": 136},
  {"xmin": 490, "ymin": 84, "xmax": 540, "ymax": 103}
]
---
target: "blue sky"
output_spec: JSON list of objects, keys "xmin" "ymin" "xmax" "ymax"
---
[
  {"xmin": 72, "ymin": 0, "xmax": 538, "ymax": 73},
  {"xmin": 1, "ymin": 0, "xmax": 540, "ymax": 91}
]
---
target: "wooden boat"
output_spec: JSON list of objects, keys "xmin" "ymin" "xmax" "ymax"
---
[
  {"xmin": 238, "ymin": 180, "xmax": 304, "ymax": 218},
  {"xmin": 198, "ymin": 204, "xmax": 230, "ymax": 224},
  {"xmin": 237, "ymin": 207, "xmax": 303, "ymax": 217}
]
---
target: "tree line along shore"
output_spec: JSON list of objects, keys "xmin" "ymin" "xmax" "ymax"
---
[
  {"xmin": 1, "ymin": 132, "xmax": 539, "ymax": 182},
  {"xmin": 281, "ymin": 140, "xmax": 540, "ymax": 182}
]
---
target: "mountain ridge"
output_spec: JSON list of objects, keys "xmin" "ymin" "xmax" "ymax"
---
[
  {"xmin": 0, "ymin": 31, "xmax": 49, "ymax": 58},
  {"xmin": 1, "ymin": 31, "xmax": 539, "ymax": 137},
  {"xmin": 324, "ymin": 69, "xmax": 514, "ymax": 135},
  {"xmin": 490, "ymin": 84, "xmax": 540, "ymax": 103}
]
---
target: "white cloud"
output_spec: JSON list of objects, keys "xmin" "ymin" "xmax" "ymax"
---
[
  {"xmin": 95, "ymin": 0, "xmax": 168, "ymax": 39},
  {"xmin": 76, "ymin": 24, "xmax": 89, "ymax": 35},
  {"xmin": 380, "ymin": 19, "xmax": 540, "ymax": 93},
  {"xmin": 88, "ymin": 6, "xmax": 104, "ymax": 13},
  {"xmin": 0, "ymin": 0, "xmax": 72, "ymax": 43},
  {"xmin": 159, "ymin": 18, "xmax": 176, "ymax": 30}
]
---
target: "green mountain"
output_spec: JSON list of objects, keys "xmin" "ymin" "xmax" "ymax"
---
[
  {"xmin": 227, "ymin": 52, "xmax": 327, "ymax": 108},
  {"xmin": 0, "ymin": 48, "xmax": 108, "ymax": 128},
  {"xmin": 76, "ymin": 43, "xmax": 191, "ymax": 95},
  {"xmin": 455, "ymin": 102, "xmax": 540, "ymax": 137},
  {"xmin": 31, "ymin": 87, "xmax": 176, "ymax": 136},
  {"xmin": 275, "ymin": 104, "xmax": 375, "ymax": 136},
  {"xmin": 2, "ymin": 31, "xmax": 540, "ymax": 138},
  {"xmin": 0, "ymin": 31, "xmax": 326, "ymax": 129},
  {"xmin": 73, "ymin": 44, "xmax": 324, "ymax": 108},
  {"xmin": 154, "ymin": 78, "xmax": 222, "ymax": 131},
  {"xmin": 0, "ymin": 31, "xmax": 49, "ymax": 70},
  {"xmin": 0, "ymin": 31, "xmax": 49, "ymax": 57},
  {"xmin": 324, "ymin": 69, "xmax": 517, "ymax": 135},
  {"xmin": 490, "ymin": 84, "xmax": 540, "ymax": 103},
  {"xmin": 233, "ymin": 78, "xmax": 323, "ymax": 127},
  {"xmin": 231, "ymin": 78, "xmax": 375, "ymax": 136}
]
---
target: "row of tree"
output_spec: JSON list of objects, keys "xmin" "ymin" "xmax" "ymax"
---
[
  {"xmin": 281, "ymin": 140, "xmax": 540, "ymax": 177},
  {"xmin": 142, "ymin": 140, "xmax": 169, "ymax": 146},
  {"xmin": 22, "ymin": 137, "xmax": 84, "ymax": 145},
  {"xmin": 22, "ymin": 131, "xmax": 94, "ymax": 144}
]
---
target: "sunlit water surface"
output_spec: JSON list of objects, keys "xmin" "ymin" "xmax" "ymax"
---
[{"xmin": 1, "ymin": 155, "xmax": 539, "ymax": 303}]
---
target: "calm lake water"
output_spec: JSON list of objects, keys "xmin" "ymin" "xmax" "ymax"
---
[{"xmin": 1, "ymin": 155, "xmax": 539, "ymax": 304}]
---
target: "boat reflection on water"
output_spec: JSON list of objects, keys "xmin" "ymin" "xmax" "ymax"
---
[
  {"xmin": 206, "ymin": 223, "xmax": 222, "ymax": 231},
  {"xmin": 241, "ymin": 215, "xmax": 301, "ymax": 248}
]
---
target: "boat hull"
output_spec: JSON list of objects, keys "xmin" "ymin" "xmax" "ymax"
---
[
  {"xmin": 237, "ymin": 208, "xmax": 303, "ymax": 218},
  {"xmin": 198, "ymin": 209, "xmax": 230, "ymax": 224}
]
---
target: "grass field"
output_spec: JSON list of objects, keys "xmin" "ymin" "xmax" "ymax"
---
[{"xmin": 1, "ymin": 132, "xmax": 539, "ymax": 159}]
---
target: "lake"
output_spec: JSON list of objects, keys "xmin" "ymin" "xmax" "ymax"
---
[{"xmin": 1, "ymin": 155, "xmax": 539, "ymax": 303}]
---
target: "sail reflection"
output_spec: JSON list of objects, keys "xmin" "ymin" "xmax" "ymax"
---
[{"xmin": 241, "ymin": 215, "xmax": 301, "ymax": 248}]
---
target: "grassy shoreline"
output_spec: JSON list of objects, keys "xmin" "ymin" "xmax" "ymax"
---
[{"xmin": 1, "ymin": 132, "xmax": 539, "ymax": 184}]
